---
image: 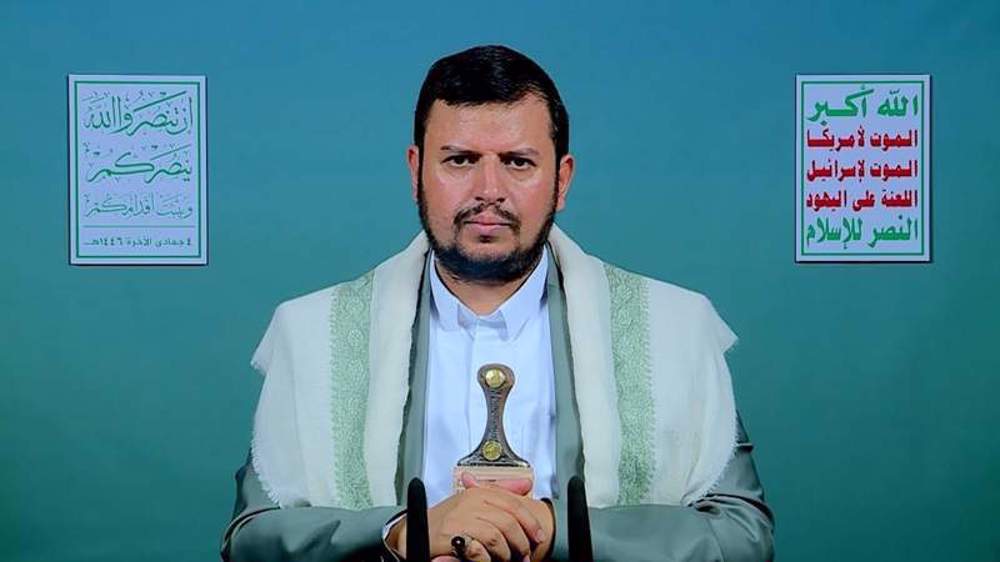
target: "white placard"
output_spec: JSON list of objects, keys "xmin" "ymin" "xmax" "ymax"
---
[
  {"xmin": 796, "ymin": 75, "xmax": 930, "ymax": 262},
  {"xmin": 69, "ymin": 74, "xmax": 207, "ymax": 265}
]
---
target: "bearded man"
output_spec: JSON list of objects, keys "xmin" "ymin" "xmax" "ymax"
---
[{"xmin": 221, "ymin": 44, "xmax": 774, "ymax": 562}]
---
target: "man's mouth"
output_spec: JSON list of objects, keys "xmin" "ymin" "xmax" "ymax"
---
[
  {"xmin": 462, "ymin": 214, "xmax": 513, "ymax": 235},
  {"xmin": 463, "ymin": 213, "xmax": 513, "ymax": 227}
]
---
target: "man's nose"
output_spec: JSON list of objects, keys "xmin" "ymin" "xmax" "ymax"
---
[{"xmin": 473, "ymin": 156, "xmax": 505, "ymax": 202}]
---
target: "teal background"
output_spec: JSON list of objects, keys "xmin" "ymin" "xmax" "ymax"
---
[{"xmin": 2, "ymin": 1, "xmax": 998, "ymax": 560}]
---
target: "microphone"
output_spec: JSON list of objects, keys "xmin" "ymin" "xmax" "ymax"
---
[
  {"xmin": 567, "ymin": 475, "xmax": 594, "ymax": 562},
  {"xmin": 406, "ymin": 478, "xmax": 430, "ymax": 562}
]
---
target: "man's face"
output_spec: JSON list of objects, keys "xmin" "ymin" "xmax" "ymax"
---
[{"xmin": 407, "ymin": 94, "xmax": 574, "ymax": 283}]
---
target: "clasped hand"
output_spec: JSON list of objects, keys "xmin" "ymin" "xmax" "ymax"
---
[{"xmin": 389, "ymin": 472, "xmax": 554, "ymax": 562}]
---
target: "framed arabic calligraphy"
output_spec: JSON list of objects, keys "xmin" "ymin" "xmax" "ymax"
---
[
  {"xmin": 68, "ymin": 75, "xmax": 207, "ymax": 265},
  {"xmin": 795, "ymin": 74, "xmax": 930, "ymax": 262}
]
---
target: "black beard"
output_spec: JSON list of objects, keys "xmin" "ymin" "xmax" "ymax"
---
[{"xmin": 417, "ymin": 160, "xmax": 557, "ymax": 285}]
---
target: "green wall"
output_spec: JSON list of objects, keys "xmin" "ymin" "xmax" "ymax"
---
[{"xmin": 2, "ymin": 1, "xmax": 998, "ymax": 560}]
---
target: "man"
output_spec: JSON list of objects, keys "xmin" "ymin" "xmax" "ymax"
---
[{"xmin": 221, "ymin": 45, "xmax": 774, "ymax": 561}]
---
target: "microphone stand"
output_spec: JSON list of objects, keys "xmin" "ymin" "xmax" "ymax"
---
[
  {"xmin": 567, "ymin": 476, "xmax": 594, "ymax": 562},
  {"xmin": 406, "ymin": 478, "xmax": 431, "ymax": 562}
]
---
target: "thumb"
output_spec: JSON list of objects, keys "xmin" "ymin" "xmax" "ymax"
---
[
  {"xmin": 460, "ymin": 471, "xmax": 482, "ymax": 490},
  {"xmin": 492, "ymin": 477, "xmax": 533, "ymax": 496},
  {"xmin": 461, "ymin": 472, "xmax": 533, "ymax": 496}
]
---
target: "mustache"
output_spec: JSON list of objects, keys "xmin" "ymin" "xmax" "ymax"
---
[{"xmin": 453, "ymin": 202, "xmax": 520, "ymax": 228}]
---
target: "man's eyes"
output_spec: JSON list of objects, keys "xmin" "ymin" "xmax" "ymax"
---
[
  {"xmin": 503, "ymin": 156, "xmax": 534, "ymax": 170},
  {"xmin": 443, "ymin": 155, "xmax": 535, "ymax": 169},
  {"xmin": 445, "ymin": 155, "xmax": 478, "ymax": 167}
]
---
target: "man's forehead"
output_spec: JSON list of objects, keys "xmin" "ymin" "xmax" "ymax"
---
[{"xmin": 423, "ymin": 95, "xmax": 552, "ymax": 152}]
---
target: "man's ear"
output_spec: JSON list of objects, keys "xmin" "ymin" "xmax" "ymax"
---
[
  {"xmin": 406, "ymin": 145, "xmax": 421, "ymax": 202},
  {"xmin": 555, "ymin": 153, "xmax": 575, "ymax": 212}
]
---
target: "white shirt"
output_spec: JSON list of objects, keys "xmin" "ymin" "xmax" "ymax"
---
[{"xmin": 422, "ymin": 247, "xmax": 557, "ymax": 507}]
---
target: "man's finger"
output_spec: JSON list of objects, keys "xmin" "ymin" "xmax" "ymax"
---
[
  {"xmin": 460, "ymin": 471, "xmax": 481, "ymax": 490},
  {"xmin": 463, "ymin": 538, "xmax": 492, "ymax": 562},
  {"xmin": 475, "ymin": 511, "xmax": 531, "ymax": 559},
  {"xmin": 484, "ymin": 496, "xmax": 547, "ymax": 544},
  {"xmin": 461, "ymin": 472, "xmax": 533, "ymax": 496},
  {"xmin": 488, "ymin": 477, "xmax": 533, "ymax": 496},
  {"xmin": 464, "ymin": 520, "xmax": 513, "ymax": 562}
]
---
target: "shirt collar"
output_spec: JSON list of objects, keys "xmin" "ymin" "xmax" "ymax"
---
[{"xmin": 429, "ymin": 246, "xmax": 549, "ymax": 341}]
